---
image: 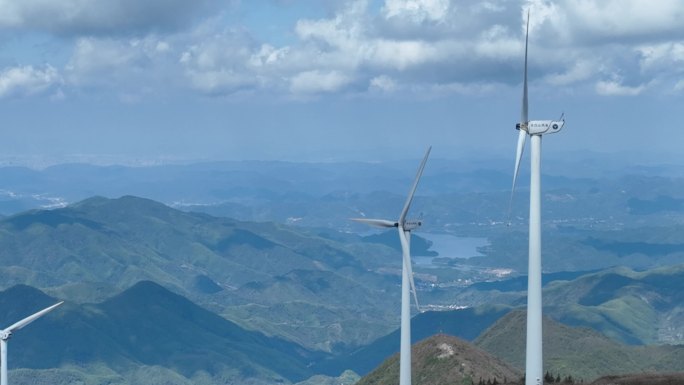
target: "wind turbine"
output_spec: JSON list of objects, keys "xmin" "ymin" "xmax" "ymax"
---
[
  {"xmin": 0, "ymin": 301, "xmax": 64, "ymax": 385},
  {"xmin": 510, "ymin": 12, "xmax": 565, "ymax": 385},
  {"xmin": 351, "ymin": 146, "xmax": 430, "ymax": 385}
]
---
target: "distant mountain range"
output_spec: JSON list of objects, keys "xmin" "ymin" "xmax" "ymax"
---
[
  {"xmin": 435, "ymin": 264, "xmax": 684, "ymax": 346},
  {"xmin": 2, "ymin": 192, "xmax": 684, "ymax": 384},
  {"xmin": 0, "ymin": 195, "xmax": 408, "ymax": 351},
  {"xmin": 3, "ymin": 195, "xmax": 684, "ymax": 353},
  {"xmin": 10, "ymin": 279, "xmax": 684, "ymax": 385},
  {"xmin": 0, "ymin": 282, "xmax": 319, "ymax": 385},
  {"xmin": 0, "ymin": 159, "xmax": 683, "ymax": 283}
]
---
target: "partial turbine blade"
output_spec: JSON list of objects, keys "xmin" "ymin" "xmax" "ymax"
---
[
  {"xmin": 510, "ymin": 11, "xmax": 531, "ymax": 223},
  {"xmin": 509, "ymin": 129, "xmax": 528, "ymax": 218},
  {"xmin": 399, "ymin": 146, "xmax": 431, "ymax": 226},
  {"xmin": 521, "ymin": 10, "xmax": 529, "ymax": 125},
  {"xmin": 350, "ymin": 218, "xmax": 396, "ymax": 228},
  {"xmin": 5, "ymin": 301, "xmax": 64, "ymax": 332},
  {"xmin": 398, "ymin": 228, "xmax": 420, "ymax": 311}
]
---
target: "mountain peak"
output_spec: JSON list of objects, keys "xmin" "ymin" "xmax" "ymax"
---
[
  {"xmin": 0, "ymin": 285, "xmax": 59, "ymax": 328},
  {"xmin": 72, "ymin": 195, "xmax": 173, "ymax": 213},
  {"xmin": 356, "ymin": 334, "xmax": 520, "ymax": 385}
]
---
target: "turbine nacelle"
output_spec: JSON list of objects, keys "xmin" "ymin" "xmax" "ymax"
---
[
  {"xmin": 402, "ymin": 220, "xmax": 422, "ymax": 231},
  {"xmin": 516, "ymin": 120, "xmax": 565, "ymax": 135},
  {"xmin": 350, "ymin": 218, "xmax": 423, "ymax": 231},
  {"xmin": 0, "ymin": 331, "xmax": 10, "ymax": 341}
]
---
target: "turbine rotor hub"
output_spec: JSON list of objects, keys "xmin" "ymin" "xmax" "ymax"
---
[{"xmin": 0, "ymin": 330, "xmax": 11, "ymax": 340}]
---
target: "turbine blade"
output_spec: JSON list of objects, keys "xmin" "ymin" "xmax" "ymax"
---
[
  {"xmin": 350, "ymin": 218, "xmax": 396, "ymax": 228},
  {"xmin": 522, "ymin": 10, "xmax": 529, "ymax": 125},
  {"xmin": 5, "ymin": 301, "xmax": 64, "ymax": 332},
  {"xmin": 399, "ymin": 146, "xmax": 431, "ymax": 226},
  {"xmin": 510, "ymin": 11, "xmax": 531, "ymax": 223},
  {"xmin": 509, "ymin": 129, "xmax": 528, "ymax": 219},
  {"xmin": 398, "ymin": 228, "xmax": 420, "ymax": 311}
]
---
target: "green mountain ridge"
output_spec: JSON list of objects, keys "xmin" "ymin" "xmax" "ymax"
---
[
  {"xmin": 337, "ymin": 262, "xmax": 684, "ymax": 382},
  {"xmin": 354, "ymin": 310, "xmax": 684, "ymax": 385},
  {"xmin": 0, "ymin": 282, "xmax": 320, "ymax": 385},
  {"xmin": 475, "ymin": 310, "xmax": 684, "ymax": 382},
  {"xmin": 6, "ymin": 195, "xmax": 684, "ymax": 383},
  {"xmin": 0, "ymin": 195, "xmax": 405, "ymax": 351},
  {"xmin": 442, "ymin": 263, "xmax": 684, "ymax": 346}
]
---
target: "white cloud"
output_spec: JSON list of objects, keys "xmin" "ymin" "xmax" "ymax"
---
[
  {"xmin": 596, "ymin": 78, "xmax": 647, "ymax": 96},
  {"xmin": 290, "ymin": 70, "xmax": 352, "ymax": 94},
  {"xmin": 249, "ymin": 44, "xmax": 290, "ymax": 67},
  {"xmin": 66, "ymin": 36, "xmax": 173, "ymax": 87},
  {"xmin": 474, "ymin": 25, "xmax": 520, "ymax": 60},
  {"xmin": 295, "ymin": 0, "xmax": 367, "ymax": 50},
  {"xmin": 0, "ymin": 65, "xmax": 61, "ymax": 98},
  {"xmin": 544, "ymin": 60, "xmax": 597, "ymax": 86},
  {"xmin": 638, "ymin": 42, "xmax": 684, "ymax": 71},
  {"xmin": 156, "ymin": 41, "xmax": 171, "ymax": 53},
  {"xmin": 184, "ymin": 69, "xmax": 257, "ymax": 95},
  {"xmin": 675, "ymin": 79, "xmax": 684, "ymax": 92},
  {"xmin": 565, "ymin": 0, "xmax": 684, "ymax": 41},
  {"xmin": 178, "ymin": 28, "xmax": 265, "ymax": 95},
  {"xmin": 368, "ymin": 39, "xmax": 442, "ymax": 70},
  {"xmin": 524, "ymin": 0, "xmax": 684, "ymax": 46},
  {"xmin": 473, "ymin": 1, "xmax": 506, "ymax": 13},
  {"xmin": 383, "ymin": 0, "xmax": 450, "ymax": 23},
  {"xmin": 12, "ymin": 0, "xmax": 684, "ymax": 99},
  {"xmin": 369, "ymin": 75, "xmax": 398, "ymax": 92}
]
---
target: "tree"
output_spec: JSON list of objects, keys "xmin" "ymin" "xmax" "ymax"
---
[{"xmin": 545, "ymin": 371, "xmax": 555, "ymax": 383}]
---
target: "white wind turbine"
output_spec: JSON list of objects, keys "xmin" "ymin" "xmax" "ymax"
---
[
  {"xmin": 352, "ymin": 146, "xmax": 431, "ymax": 385},
  {"xmin": 0, "ymin": 301, "xmax": 64, "ymax": 385},
  {"xmin": 510, "ymin": 12, "xmax": 565, "ymax": 385}
]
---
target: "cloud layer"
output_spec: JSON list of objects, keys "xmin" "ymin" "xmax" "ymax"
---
[{"xmin": 2, "ymin": 0, "xmax": 684, "ymax": 99}]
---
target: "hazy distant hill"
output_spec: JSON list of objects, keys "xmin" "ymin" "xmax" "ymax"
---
[
  {"xmin": 337, "ymin": 264, "xmax": 684, "ymax": 382},
  {"xmin": 543, "ymin": 264, "xmax": 684, "ymax": 345},
  {"xmin": 355, "ymin": 334, "xmax": 520, "ymax": 385},
  {"xmin": 1, "ymin": 160, "xmax": 684, "ymax": 275},
  {"xmin": 0, "ymin": 196, "xmax": 405, "ymax": 351},
  {"xmin": 0, "ymin": 282, "xmax": 320, "ymax": 385},
  {"xmin": 442, "ymin": 264, "xmax": 684, "ymax": 346}
]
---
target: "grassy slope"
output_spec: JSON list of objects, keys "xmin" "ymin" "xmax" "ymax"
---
[{"xmin": 475, "ymin": 310, "xmax": 684, "ymax": 382}]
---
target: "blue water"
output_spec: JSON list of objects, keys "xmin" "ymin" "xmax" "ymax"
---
[{"xmin": 414, "ymin": 234, "xmax": 489, "ymax": 267}]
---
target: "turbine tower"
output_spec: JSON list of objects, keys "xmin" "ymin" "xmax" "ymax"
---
[
  {"xmin": 352, "ymin": 146, "xmax": 431, "ymax": 385},
  {"xmin": 0, "ymin": 301, "xmax": 64, "ymax": 385},
  {"xmin": 510, "ymin": 12, "xmax": 565, "ymax": 385}
]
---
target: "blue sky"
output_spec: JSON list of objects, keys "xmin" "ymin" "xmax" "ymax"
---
[{"xmin": 0, "ymin": 0, "xmax": 682, "ymax": 165}]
